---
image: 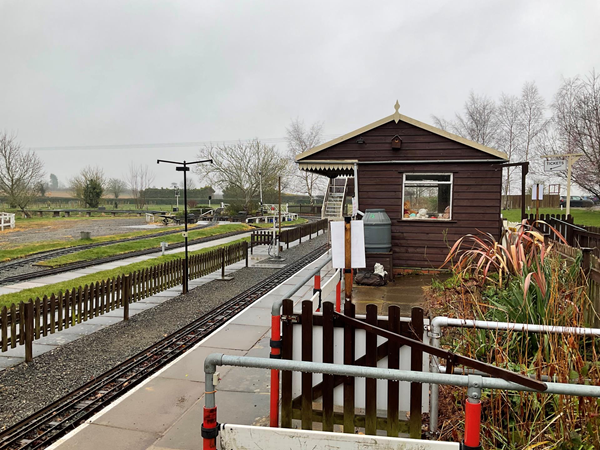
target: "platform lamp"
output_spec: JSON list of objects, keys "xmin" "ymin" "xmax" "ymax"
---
[{"xmin": 157, "ymin": 159, "xmax": 212, "ymax": 294}]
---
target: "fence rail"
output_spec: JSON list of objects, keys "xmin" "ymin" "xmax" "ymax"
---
[
  {"xmin": 250, "ymin": 219, "xmax": 328, "ymax": 254},
  {"xmin": 503, "ymin": 194, "xmax": 560, "ymax": 209},
  {"xmin": 0, "ymin": 241, "xmax": 249, "ymax": 357},
  {"xmin": 525, "ymin": 213, "xmax": 600, "ymax": 259},
  {"xmin": 280, "ymin": 300, "xmax": 424, "ymax": 438}
]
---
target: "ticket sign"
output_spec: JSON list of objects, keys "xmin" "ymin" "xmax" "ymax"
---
[{"xmin": 545, "ymin": 159, "xmax": 567, "ymax": 172}]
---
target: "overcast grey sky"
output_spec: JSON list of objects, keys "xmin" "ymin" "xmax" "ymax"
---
[{"xmin": 1, "ymin": 0, "xmax": 599, "ymax": 188}]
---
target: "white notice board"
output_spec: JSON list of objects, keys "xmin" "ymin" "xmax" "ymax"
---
[
  {"xmin": 532, "ymin": 184, "xmax": 544, "ymax": 201},
  {"xmin": 331, "ymin": 220, "xmax": 366, "ymax": 269}
]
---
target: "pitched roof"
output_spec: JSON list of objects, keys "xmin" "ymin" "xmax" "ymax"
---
[{"xmin": 295, "ymin": 108, "xmax": 508, "ymax": 161}]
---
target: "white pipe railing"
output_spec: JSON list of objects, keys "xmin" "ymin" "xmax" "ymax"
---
[{"xmin": 428, "ymin": 316, "xmax": 600, "ymax": 435}]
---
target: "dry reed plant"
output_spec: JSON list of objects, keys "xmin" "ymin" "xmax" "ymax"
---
[{"xmin": 427, "ymin": 222, "xmax": 600, "ymax": 449}]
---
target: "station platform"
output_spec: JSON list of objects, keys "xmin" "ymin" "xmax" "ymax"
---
[{"xmin": 49, "ymin": 253, "xmax": 337, "ymax": 450}]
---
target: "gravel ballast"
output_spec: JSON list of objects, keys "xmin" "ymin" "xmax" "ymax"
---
[{"xmin": 0, "ymin": 234, "xmax": 328, "ymax": 430}]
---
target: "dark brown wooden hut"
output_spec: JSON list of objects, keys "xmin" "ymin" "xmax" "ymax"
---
[{"xmin": 295, "ymin": 103, "xmax": 508, "ymax": 271}]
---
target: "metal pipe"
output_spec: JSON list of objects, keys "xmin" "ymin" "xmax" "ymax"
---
[
  {"xmin": 431, "ymin": 316, "xmax": 600, "ymax": 337},
  {"xmin": 271, "ymin": 255, "xmax": 332, "ymax": 316},
  {"xmin": 428, "ymin": 316, "xmax": 600, "ymax": 434},
  {"xmin": 206, "ymin": 354, "xmax": 600, "ymax": 398}
]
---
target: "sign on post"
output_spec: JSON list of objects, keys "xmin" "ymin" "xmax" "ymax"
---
[
  {"xmin": 331, "ymin": 220, "xmax": 366, "ymax": 269},
  {"xmin": 544, "ymin": 159, "xmax": 567, "ymax": 172}
]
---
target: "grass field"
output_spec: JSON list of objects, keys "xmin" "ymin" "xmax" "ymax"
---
[
  {"xmin": 0, "ymin": 237, "xmax": 250, "ymax": 308},
  {"xmin": 1, "ymin": 224, "xmax": 192, "ymax": 262},
  {"xmin": 252, "ymin": 218, "xmax": 308, "ymax": 228},
  {"xmin": 502, "ymin": 208, "xmax": 600, "ymax": 226},
  {"xmin": 39, "ymin": 223, "xmax": 251, "ymax": 267}
]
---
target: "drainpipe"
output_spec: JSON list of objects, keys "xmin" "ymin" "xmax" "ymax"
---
[{"xmin": 353, "ymin": 163, "xmax": 359, "ymax": 211}]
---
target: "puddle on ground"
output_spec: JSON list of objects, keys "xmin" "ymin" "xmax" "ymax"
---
[{"xmin": 352, "ymin": 273, "xmax": 449, "ymax": 316}]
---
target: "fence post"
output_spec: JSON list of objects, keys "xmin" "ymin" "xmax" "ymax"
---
[
  {"xmin": 25, "ymin": 301, "xmax": 34, "ymax": 363},
  {"xmin": 221, "ymin": 247, "xmax": 226, "ymax": 279},
  {"xmin": 250, "ymin": 233, "xmax": 254, "ymax": 255},
  {"xmin": 409, "ymin": 306, "xmax": 424, "ymax": 439},
  {"xmin": 123, "ymin": 275, "xmax": 131, "ymax": 321},
  {"xmin": 244, "ymin": 241, "xmax": 249, "ymax": 267},
  {"xmin": 582, "ymin": 248, "xmax": 593, "ymax": 277}
]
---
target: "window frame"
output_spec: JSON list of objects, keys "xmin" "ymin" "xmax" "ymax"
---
[{"xmin": 401, "ymin": 173, "xmax": 453, "ymax": 221}]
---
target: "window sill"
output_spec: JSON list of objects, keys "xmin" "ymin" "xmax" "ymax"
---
[{"xmin": 398, "ymin": 219, "xmax": 457, "ymax": 223}]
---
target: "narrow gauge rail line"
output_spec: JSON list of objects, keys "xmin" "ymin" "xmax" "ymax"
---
[
  {"xmin": 0, "ymin": 223, "xmax": 214, "ymax": 271},
  {"xmin": 0, "ymin": 244, "xmax": 328, "ymax": 450},
  {"xmin": 0, "ymin": 227, "xmax": 252, "ymax": 286}
]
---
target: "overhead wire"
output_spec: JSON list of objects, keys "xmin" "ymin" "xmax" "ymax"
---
[{"xmin": 28, "ymin": 134, "xmax": 342, "ymax": 152}]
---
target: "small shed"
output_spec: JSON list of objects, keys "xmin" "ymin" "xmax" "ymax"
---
[{"xmin": 295, "ymin": 102, "xmax": 509, "ymax": 271}]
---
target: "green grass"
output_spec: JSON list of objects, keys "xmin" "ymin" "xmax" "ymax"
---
[
  {"xmin": 502, "ymin": 208, "xmax": 600, "ymax": 226},
  {"xmin": 1, "ymin": 225, "xmax": 193, "ymax": 262},
  {"xmin": 0, "ymin": 237, "xmax": 250, "ymax": 308},
  {"xmin": 252, "ymin": 218, "xmax": 308, "ymax": 228},
  {"xmin": 39, "ymin": 224, "xmax": 251, "ymax": 267}
]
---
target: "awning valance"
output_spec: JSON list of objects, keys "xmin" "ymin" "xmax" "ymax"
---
[{"xmin": 297, "ymin": 160, "xmax": 357, "ymax": 172}]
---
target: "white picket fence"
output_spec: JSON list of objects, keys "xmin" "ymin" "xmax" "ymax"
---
[{"xmin": 0, "ymin": 212, "xmax": 15, "ymax": 231}]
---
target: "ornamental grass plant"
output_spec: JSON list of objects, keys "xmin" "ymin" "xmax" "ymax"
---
[{"xmin": 427, "ymin": 221, "xmax": 600, "ymax": 449}]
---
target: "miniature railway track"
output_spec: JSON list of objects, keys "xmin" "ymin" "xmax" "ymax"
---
[
  {"xmin": 0, "ymin": 227, "xmax": 252, "ymax": 286},
  {"xmin": 0, "ymin": 244, "xmax": 328, "ymax": 450},
  {"xmin": 0, "ymin": 223, "xmax": 214, "ymax": 272}
]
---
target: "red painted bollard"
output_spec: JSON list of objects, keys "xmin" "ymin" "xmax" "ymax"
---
[
  {"xmin": 269, "ymin": 313, "xmax": 281, "ymax": 427},
  {"xmin": 464, "ymin": 397, "xmax": 482, "ymax": 449}
]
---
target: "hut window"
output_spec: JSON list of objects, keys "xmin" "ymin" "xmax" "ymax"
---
[{"xmin": 402, "ymin": 173, "xmax": 452, "ymax": 220}]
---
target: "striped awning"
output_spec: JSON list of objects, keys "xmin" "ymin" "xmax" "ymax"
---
[{"xmin": 297, "ymin": 160, "xmax": 357, "ymax": 172}]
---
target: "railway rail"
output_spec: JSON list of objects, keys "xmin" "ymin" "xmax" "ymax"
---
[
  {"xmin": 0, "ymin": 227, "xmax": 251, "ymax": 286},
  {"xmin": 0, "ymin": 223, "xmax": 214, "ymax": 272},
  {"xmin": 0, "ymin": 243, "xmax": 329, "ymax": 450}
]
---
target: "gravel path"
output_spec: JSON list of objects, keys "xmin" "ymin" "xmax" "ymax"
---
[
  {"xmin": 0, "ymin": 234, "xmax": 327, "ymax": 430},
  {"xmin": 0, "ymin": 217, "xmax": 152, "ymax": 246}
]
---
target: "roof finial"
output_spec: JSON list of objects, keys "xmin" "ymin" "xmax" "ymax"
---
[{"xmin": 393, "ymin": 99, "xmax": 401, "ymax": 123}]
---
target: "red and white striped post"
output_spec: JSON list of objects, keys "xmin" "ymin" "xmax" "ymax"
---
[
  {"xmin": 314, "ymin": 273, "xmax": 322, "ymax": 312},
  {"xmin": 335, "ymin": 272, "xmax": 341, "ymax": 313},
  {"xmin": 269, "ymin": 313, "xmax": 281, "ymax": 427}
]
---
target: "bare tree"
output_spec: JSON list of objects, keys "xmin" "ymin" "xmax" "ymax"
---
[
  {"xmin": 0, "ymin": 132, "xmax": 45, "ymax": 215},
  {"xmin": 179, "ymin": 178, "xmax": 196, "ymax": 191},
  {"xmin": 286, "ymin": 118, "xmax": 327, "ymax": 205},
  {"xmin": 496, "ymin": 93, "xmax": 523, "ymax": 206},
  {"xmin": 552, "ymin": 70, "xmax": 600, "ymax": 198},
  {"xmin": 126, "ymin": 164, "xmax": 155, "ymax": 209},
  {"xmin": 70, "ymin": 166, "xmax": 106, "ymax": 204},
  {"xmin": 107, "ymin": 178, "xmax": 127, "ymax": 199},
  {"xmin": 195, "ymin": 139, "xmax": 291, "ymax": 211},
  {"xmin": 520, "ymin": 81, "xmax": 548, "ymax": 173}
]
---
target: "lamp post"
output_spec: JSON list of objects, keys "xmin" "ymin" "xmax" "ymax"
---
[
  {"xmin": 259, "ymin": 170, "xmax": 263, "ymax": 214},
  {"xmin": 157, "ymin": 159, "xmax": 212, "ymax": 294},
  {"xmin": 172, "ymin": 183, "xmax": 180, "ymax": 211}
]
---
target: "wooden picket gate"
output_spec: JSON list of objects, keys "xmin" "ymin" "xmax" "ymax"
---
[{"xmin": 280, "ymin": 299, "xmax": 425, "ymax": 438}]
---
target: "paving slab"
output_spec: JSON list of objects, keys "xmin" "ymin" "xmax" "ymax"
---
[
  {"xmin": 58, "ymin": 322, "xmax": 109, "ymax": 335},
  {"xmin": 1, "ymin": 343, "xmax": 57, "ymax": 359},
  {"xmin": 54, "ymin": 423, "xmax": 160, "ymax": 450},
  {"xmin": 230, "ymin": 306, "xmax": 272, "ymax": 327},
  {"xmin": 0, "ymin": 355, "xmax": 25, "ymax": 370},
  {"xmin": 35, "ymin": 332, "xmax": 82, "ymax": 346},
  {"xmin": 200, "ymin": 324, "xmax": 270, "ymax": 351},
  {"xmin": 158, "ymin": 347, "xmax": 246, "ymax": 383},
  {"xmin": 94, "ymin": 376, "xmax": 205, "ymax": 434}
]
